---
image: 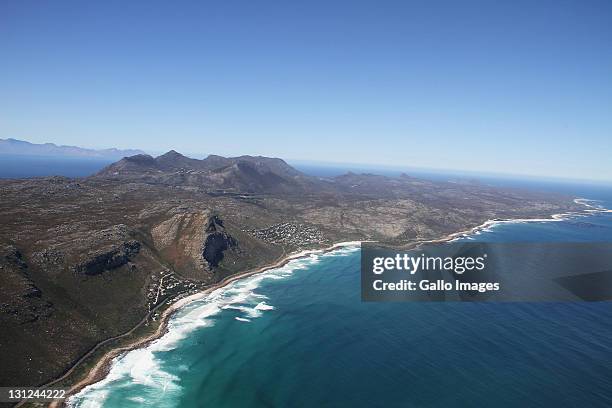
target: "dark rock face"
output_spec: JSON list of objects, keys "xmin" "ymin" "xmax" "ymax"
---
[
  {"xmin": 3, "ymin": 245, "xmax": 27, "ymax": 269},
  {"xmin": 22, "ymin": 285, "xmax": 42, "ymax": 298},
  {"xmin": 202, "ymin": 216, "xmax": 237, "ymax": 268},
  {"xmin": 74, "ymin": 240, "xmax": 141, "ymax": 275},
  {"xmin": 205, "ymin": 215, "xmax": 226, "ymax": 233},
  {"xmin": 0, "ymin": 245, "xmax": 52, "ymax": 323}
]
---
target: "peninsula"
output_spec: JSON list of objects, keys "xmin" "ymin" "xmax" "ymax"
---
[{"xmin": 0, "ymin": 151, "xmax": 582, "ymax": 392}]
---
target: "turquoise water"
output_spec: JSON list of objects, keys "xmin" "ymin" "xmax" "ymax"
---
[{"xmin": 70, "ymin": 194, "xmax": 612, "ymax": 408}]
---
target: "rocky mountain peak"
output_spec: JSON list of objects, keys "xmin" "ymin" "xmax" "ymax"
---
[
  {"xmin": 157, "ymin": 150, "xmax": 183, "ymax": 159},
  {"xmin": 94, "ymin": 151, "xmax": 318, "ymax": 194}
]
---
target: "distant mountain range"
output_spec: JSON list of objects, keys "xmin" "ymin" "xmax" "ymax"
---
[
  {"xmin": 96, "ymin": 150, "xmax": 316, "ymax": 194},
  {"xmin": 0, "ymin": 138, "xmax": 145, "ymax": 159}
]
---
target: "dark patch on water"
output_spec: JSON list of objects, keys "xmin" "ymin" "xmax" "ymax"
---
[{"xmin": 556, "ymin": 270, "xmax": 612, "ymax": 301}]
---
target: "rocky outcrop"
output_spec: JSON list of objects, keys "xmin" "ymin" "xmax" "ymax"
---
[
  {"xmin": 0, "ymin": 245, "xmax": 52, "ymax": 323},
  {"xmin": 151, "ymin": 210, "xmax": 211, "ymax": 277},
  {"xmin": 3, "ymin": 245, "xmax": 27, "ymax": 269},
  {"xmin": 74, "ymin": 240, "xmax": 141, "ymax": 275},
  {"xmin": 151, "ymin": 211, "xmax": 238, "ymax": 273},
  {"xmin": 202, "ymin": 215, "xmax": 237, "ymax": 269}
]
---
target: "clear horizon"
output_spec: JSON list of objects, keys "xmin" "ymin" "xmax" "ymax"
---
[
  {"xmin": 1, "ymin": 1, "xmax": 611, "ymax": 182},
  {"xmin": 3, "ymin": 137, "xmax": 612, "ymax": 186}
]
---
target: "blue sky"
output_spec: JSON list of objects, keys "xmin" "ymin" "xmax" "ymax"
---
[{"xmin": 1, "ymin": 0, "xmax": 611, "ymax": 181}]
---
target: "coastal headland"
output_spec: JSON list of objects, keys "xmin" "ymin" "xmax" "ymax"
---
[{"xmin": 0, "ymin": 151, "xmax": 586, "ymax": 405}]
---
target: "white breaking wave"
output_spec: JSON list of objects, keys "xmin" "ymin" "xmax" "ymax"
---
[
  {"xmin": 574, "ymin": 198, "xmax": 603, "ymax": 209},
  {"xmin": 448, "ymin": 197, "xmax": 611, "ymax": 242},
  {"xmin": 128, "ymin": 396, "xmax": 147, "ymax": 403},
  {"xmin": 68, "ymin": 243, "xmax": 360, "ymax": 407},
  {"xmin": 254, "ymin": 301, "xmax": 274, "ymax": 311}
]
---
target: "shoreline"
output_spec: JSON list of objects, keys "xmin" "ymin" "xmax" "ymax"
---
[
  {"xmin": 418, "ymin": 197, "xmax": 611, "ymax": 246},
  {"xmin": 53, "ymin": 241, "xmax": 362, "ymax": 407},
  {"xmin": 53, "ymin": 198, "xmax": 611, "ymax": 406}
]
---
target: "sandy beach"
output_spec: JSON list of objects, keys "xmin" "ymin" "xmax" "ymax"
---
[
  {"xmin": 43, "ymin": 198, "xmax": 610, "ymax": 408},
  {"xmin": 43, "ymin": 241, "xmax": 361, "ymax": 408}
]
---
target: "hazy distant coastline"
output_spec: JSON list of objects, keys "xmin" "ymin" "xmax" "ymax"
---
[{"xmin": 0, "ymin": 138, "xmax": 144, "ymax": 160}]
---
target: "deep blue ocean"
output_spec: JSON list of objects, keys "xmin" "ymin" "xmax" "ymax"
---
[
  {"xmin": 0, "ymin": 154, "xmax": 115, "ymax": 178},
  {"xmin": 67, "ymin": 181, "xmax": 612, "ymax": 408}
]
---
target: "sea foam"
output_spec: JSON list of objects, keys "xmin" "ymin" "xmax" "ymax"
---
[{"xmin": 68, "ymin": 244, "xmax": 360, "ymax": 407}]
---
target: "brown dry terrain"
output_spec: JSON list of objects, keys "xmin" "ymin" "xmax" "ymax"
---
[{"xmin": 0, "ymin": 151, "xmax": 581, "ymax": 389}]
